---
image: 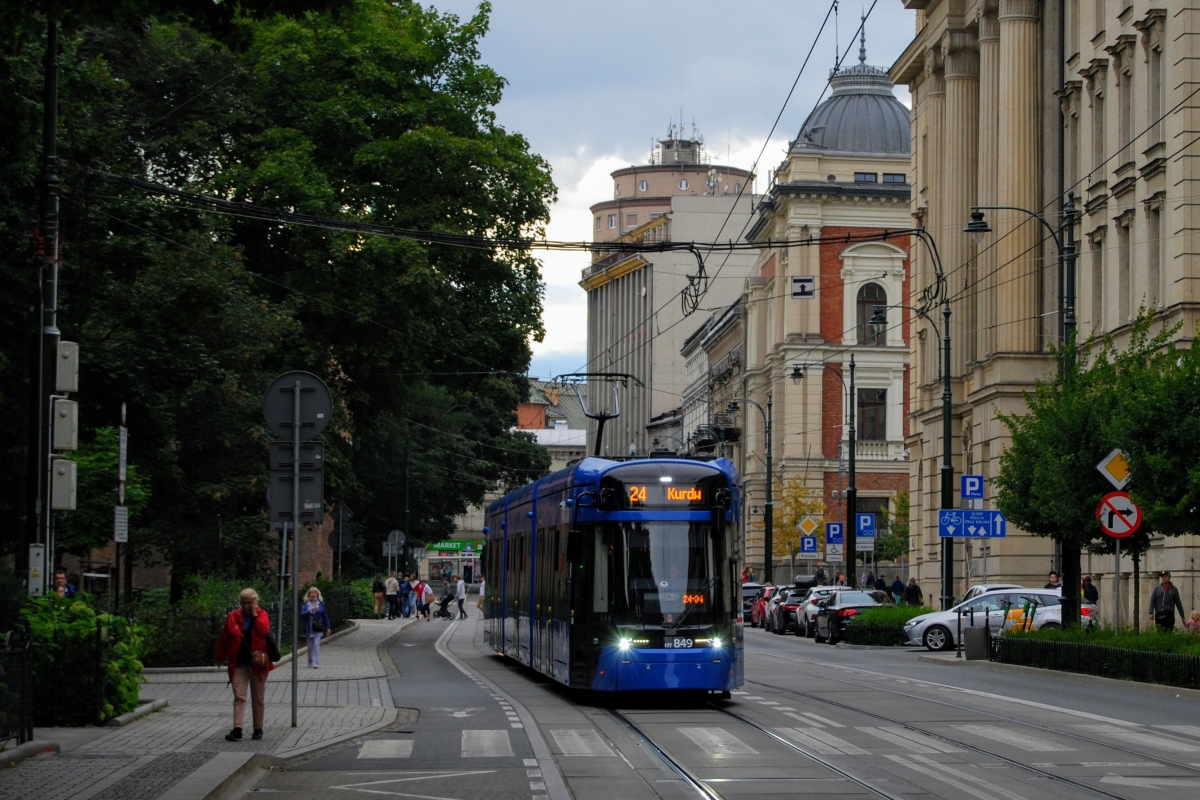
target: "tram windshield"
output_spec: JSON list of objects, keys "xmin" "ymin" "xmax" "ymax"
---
[{"xmin": 604, "ymin": 521, "xmax": 717, "ymax": 627}]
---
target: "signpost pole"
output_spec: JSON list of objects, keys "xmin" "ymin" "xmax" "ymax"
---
[
  {"xmin": 1115, "ymin": 538, "xmax": 1121, "ymax": 632},
  {"xmin": 291, "ymin": 379, "xmax": 300, "ymax": 729},
  {"xmin": 278, "ymin": 523, "xmax": 287, "ymax": 642}
]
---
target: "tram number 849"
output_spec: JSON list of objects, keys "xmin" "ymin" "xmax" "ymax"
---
[{"xmin": 665, "ymin": 638, "xmax": 694, "ymax": 649}]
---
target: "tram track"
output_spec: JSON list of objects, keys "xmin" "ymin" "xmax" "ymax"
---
[{"xmin": 744, "ymin": 646, "xmax": 1200, "ymax": 780}]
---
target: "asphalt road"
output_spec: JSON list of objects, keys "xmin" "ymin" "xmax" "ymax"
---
[{"xmin": 250, "ymin": 618, "xmax": 1200, "ymax": 799}]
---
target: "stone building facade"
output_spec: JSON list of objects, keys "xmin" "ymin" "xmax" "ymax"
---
[{"xmin": 891, "ymin": 1, "xmax": 1200, "ymax": 611}]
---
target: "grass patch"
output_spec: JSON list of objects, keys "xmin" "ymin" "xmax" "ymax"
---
[{"xmin": 1008, "ymin": 625, "xmax": 1200, "ymax": 655}]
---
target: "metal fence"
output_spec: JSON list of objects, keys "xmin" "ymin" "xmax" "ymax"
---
[
  {"xmin": 0, "ymin": 637, "xmax": 32, "ymax": 746},
  {"xmin": 32, "ymin": 621, "xmax": 109, "ymax": 728},
  {"xmin": 137, "ymin": 586, "xmax": 354, "ymax": 668},
  {"xmin": 992, "ymin": 636, "xmax": 1200, "ymax": 691}
]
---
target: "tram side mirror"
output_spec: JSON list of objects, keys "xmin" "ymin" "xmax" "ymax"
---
[
  {"xmin": 598, "ymin": 487, "xmax": 619, "ymax": 510},
  {"xmin": 566, "ymin": 530, "xmax": 584, "ymax": 565},
  {"xmin": 715, "ymin": 488, "xmax": 732, "ymax": 509}
]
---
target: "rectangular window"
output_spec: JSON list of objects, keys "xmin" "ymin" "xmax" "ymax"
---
[
  {"xmin": 596, "ymin": 216, "xmax": 601, "ymax": 232},
  {"xmin": 1119, "ymin": 64, "xmax": 1133, "ymax": 162},
  {"xmin": 1092, "ymin": 87, "xmax": 1106, "ymax": 176},
  {"xmin": 854, "ymin": 172, "xmax": 878, "ymax": 183},
  {"xmin": 882, "ymin": 173, "xmax": 906, "ymax": 184},
  {"xmin": 1150, "ymin": 43, "xmax": 1164, "ymax": 145},
  {"xmin": 1149, "ymin": 205, "xmax": 1162, "ymax": 306},
  {"xmin": 1067, "ymin": 0, "xmax": 1079, "ymax": 57},
  {"xmin": 1065, "ymin": 110, "xmax": 1079, "ymax": 189},
  {"xmin": 625, "ymin": 213, "xmax": 638, "ymax": 227},
  {"xmin": 1094, "ymin": 0, "xmax": 1104, "ymax": 36},
  {"xmin": 1091, "ymin": 236, "xmax": 1104, "ymax": 332},
  {"xmin": 857, "ymin": 388, "xmax": 887, "ymax": 442},
  {"xmin": 1118, "ymin": 218, "xmax": 1131, "ymax": 322},
  {"xmin": 607, "ymin": 214, "xmax": 617, "ymax": 229}
]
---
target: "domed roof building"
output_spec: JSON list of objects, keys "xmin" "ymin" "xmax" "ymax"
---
[
  {"xmin": 734, "ymin": 25, "xmax": 914, "ymax": 581},
  {"xmin": 792, "ymin": 34, "xmax": 911, "ymax": 156}
]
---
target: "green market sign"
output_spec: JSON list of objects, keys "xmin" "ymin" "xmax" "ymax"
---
[{"xmin": 428, "ymin": 540, "xmax": 484, "ymax": 553}]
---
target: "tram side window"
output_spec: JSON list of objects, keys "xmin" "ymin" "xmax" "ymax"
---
[{"xmin": 593, "ymin": 536, "xmax": 610, "ymax": 613}]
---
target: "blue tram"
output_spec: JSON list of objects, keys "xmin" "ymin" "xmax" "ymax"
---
[{"xmin": 482, "ymin": 456, "xmax": 744, "ymax": 694}]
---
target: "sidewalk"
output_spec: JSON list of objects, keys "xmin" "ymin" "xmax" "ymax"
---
[{"xmin": 0, "ymin": 619, "xmax": 411, "ymax": 800}]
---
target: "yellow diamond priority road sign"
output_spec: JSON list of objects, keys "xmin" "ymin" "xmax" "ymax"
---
[
  {"xmin": 798, "ymin": 516, "xmax": 819, "ymax": 536},
  {"xmin": 1096, "ymin": 448, "xmax": 1131, "ymax": 490}
]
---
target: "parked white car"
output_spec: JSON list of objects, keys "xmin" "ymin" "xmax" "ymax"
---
[
  {"xmin": 904, "ymin": 589, "xmax": 1095, "ymax": 651},
  {"xmin": 960, "ymin": 583, "xmax": 1024, "ymax": 604},
  {"xmin": 797, "ymin": 587, "xmax": 838, "ymax": 637}
]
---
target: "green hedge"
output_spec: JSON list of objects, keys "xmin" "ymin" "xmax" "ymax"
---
[
  {"xmin": 843, "ymin": 606, "xmax": 935, "ymax": 646},
  {"xmin": 1006, "ymin": 625, "xmax": 1200, "ymax": 655}
]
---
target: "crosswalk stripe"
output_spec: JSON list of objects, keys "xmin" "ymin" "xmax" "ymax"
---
[
  {"xmin": 358, "ymin": 740, "xmax": 413, "ymax": 759},
  {"xmin": 800, "ymin": 712, "xmax": 843, "ymax": 728},
  {"xmin": 678, "ymin": 727, "xmax": 759, "ymax": 755},
  {"xmin": 858, "ymin": 726, "xmax": 962, "ymax": 753},
  {"xmin": 954, "ymin": 724, "xmax": 1075, "ymax": 752},
  {"xmin": 784, "ymin": 712, "xmax": 823, "ymax": 727},
  {"xmin": 776, "ymin": 727, "xmax": 868, "ymax": 755},
  {"xmin": 1082, "ymin": 725, "xmax": 1200, "ymax": 753},
  {"xmin": 462, "ymin": 730, "xmax": 515, "ymax": 757},
  {"xmin": 550, "ymin": 729, "xmax": 616, "ymax": 757},
  {"xmin": 888, "ymin": 754, "xmax": 1031, "ymax": 800}
]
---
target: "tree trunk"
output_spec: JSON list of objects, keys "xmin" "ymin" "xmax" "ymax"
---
[
  {"xmin": 1133, "ymin": 551, "xmax": 1141, "ymax": 633},
  {"xmin": 1060, "ymin": 543, "xmax": 1081, "ymax": 627}
]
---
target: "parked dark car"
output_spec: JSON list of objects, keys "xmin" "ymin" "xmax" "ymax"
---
[
  {"xmin": 813, "ymin": 590, "xmax": 883, "ymax": 645},
  {"xmin": 769, "ymin": 589, "xmax": 807, "ymax": 635}
]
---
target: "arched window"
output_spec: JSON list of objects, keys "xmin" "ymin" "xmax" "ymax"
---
[{"xmin": 857, "ymin": 283, "xmax": 887, "ymax": 345}]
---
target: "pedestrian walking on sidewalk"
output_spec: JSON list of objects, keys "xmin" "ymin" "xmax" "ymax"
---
[
  {"xmin": 215, "ymin": 588, "xmax": 273, "ymax": 742},
  {"xmin": 301, "ymin": 587, "xmax": 332, "ymax": 668},
  {"xmin": 891, "ymin": 576, "xmax": 905, "ymax": 605},
  {"xmin": 904, "ymin": 577, "xmax": 923, "ymax": 607},
  {"xmin": 1082, "ymin": 575, "xmax": 1099, "ymax": 605},
  {"xmin": 372, "ymin": 574, "xmax": 386, "ymax": 618},
  {"xmin": 399, "ymin": 574, "xmax": 412, "ymax": 618},
  {"xmin": 477, "ymin": 576, "xmax": 486, "ymax": 614},
  {"xmin": 1150, "ymin": 571, "xmax": 1186, "ymax": 631},
  {"xmin": 385, "ymin": 572, "xmax": 400, "ymax": 620},
  {"xmin": 456, "ymin": 574, "xmax": 468, "ymax": 619}
]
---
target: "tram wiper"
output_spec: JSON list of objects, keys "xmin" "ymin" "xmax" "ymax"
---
[{"xmin": 668, "ymin": 575, "xmax": 721, "ymax": 630}]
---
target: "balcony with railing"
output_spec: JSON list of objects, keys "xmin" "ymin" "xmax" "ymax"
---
[{"xmin": 850, "ymin": 440, "xmax": 907, "ymax": 461}]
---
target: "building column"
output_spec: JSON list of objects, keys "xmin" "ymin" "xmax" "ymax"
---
[
  {"xmin": 943, "ymin": 29, "xmax": 979, "ymax": 373},
  {"xmin": 976, "ymin": 3, "xmax": 1000, "ymax": 359},
  {"xmin": 995, "ymin": 0, "xmax": 1042, "ymax": 354}
]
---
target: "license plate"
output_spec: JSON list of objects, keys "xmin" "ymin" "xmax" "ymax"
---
[{"xmin": 665, "ymin": 637, "xmax": 694, "ymax": 649}]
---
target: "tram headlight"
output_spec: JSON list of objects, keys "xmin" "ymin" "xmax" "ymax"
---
[
  {"xmin": 618, "ymin": 637, "xmax": 632, "ymax": 651},
  {"xmin": 711, "ymin": 637, "xmax": 723, "ymax": 649}
]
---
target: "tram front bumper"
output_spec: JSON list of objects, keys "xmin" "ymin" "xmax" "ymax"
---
[{"xmin": 591, "ymin": 646, "xmax": 738, "ymax": 692}]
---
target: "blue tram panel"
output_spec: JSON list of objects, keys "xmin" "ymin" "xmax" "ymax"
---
[{"xmin": 481, "ymin": 456, "xmax": 743, "ymax": 694}]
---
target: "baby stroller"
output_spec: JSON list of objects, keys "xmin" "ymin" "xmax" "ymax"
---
[{"xmin": 434, "ymin": 593, "xmax": 456, "ymax": 620}]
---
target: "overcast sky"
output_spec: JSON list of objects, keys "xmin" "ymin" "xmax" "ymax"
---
[{"xmin": 433, "ymin": 0, "xmax": 919, "ymax": 380}]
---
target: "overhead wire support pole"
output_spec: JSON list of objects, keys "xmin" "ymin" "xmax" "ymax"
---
[
  {"xmin": 291, "ymin": 379, "xmax": 300, "ymax": 729},
  {"xmin": 726, "ymin": 397, "xmax": 771, "ymax": 583}
]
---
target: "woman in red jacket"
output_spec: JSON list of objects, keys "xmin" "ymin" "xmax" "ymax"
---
[{"xmin": 215, "ymin": 588, "xmax": 273, "ymax": 741}]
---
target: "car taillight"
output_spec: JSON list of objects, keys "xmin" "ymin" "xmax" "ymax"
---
[
  {"xmin": 837, "ymin": 608, "xmax": 859, "ymax": 618},
  {"xmin": 783, "ymin": 605, "xmax": 798, "ymax": 610},
  {"xmin": 1080, "ymin": 608, "xmax": 1092, "ymax": 617}
]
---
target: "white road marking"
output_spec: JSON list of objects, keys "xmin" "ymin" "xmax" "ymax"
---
[
  {"xmin": 742, "ymin": 695, "xmax": 764, "ymax": 700},
  {"xmin": 776, "ymin": 727, "xmax": 869, "ymax": 755},
  {"xmin": 732, "ymin": 691, "xmax": 749, "ymax": 695},
  {"xmin": 1101, "ymin": 774, "xmax": 1200, "ymax": 789},
  {"xmin": 1081, "ymin": 724, "xmax": 1200, "ymax": 753},
  {"xmin": 1081, "ymin": 762, "xmax": 1161, "ymax": 767},
  {"xmin": 678, "ymin": 727, "xmax": 759, "ymax": 756},
  {"xmin": 357, "ymin": 740, "xmax": 414, "ymax": 759},
  {"xmin": 1159, "ymin": 725, "xmax": 1200, "ymax": 740},
  {"xmin": 888, "ymin": 754, "xmax": 1031, "ymax": 800},
  {"xmin": 758, "ymin": 701, "xmax": 780, "ymax": 705},
  {"xmin": 461, "ymin": 730, "xmax": 514, "ymax": 757},
  {"xmin": 784, "ymin": 712, "xmax": 823, "ymax": 727},
  {"xmin": 858, "ymin": 726, "xmax": 962, "ymax": 753},
  {"xmin": 800, "ymin": 712, "xmax": 843, "ymax": 728},
  {"xmin": 524, "ymin": 759, "xmax": 538, "ymax": 766},
  {"xmin": 550, "ymin": 729, "xmax": 616, "ymax": 757},
  {"xmin": 776, "ymin": 707, "xmax": 797, "ymax": 711},
  {"xmin": 332, "ymin": 770, "xmax": 496, "ymax": 796},
  {"xmin": 954, "ymin": 724, "xmax": 1075, "ymax": 752}
]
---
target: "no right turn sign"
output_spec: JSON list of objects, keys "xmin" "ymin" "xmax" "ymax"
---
[{"xmin": 1096, "ymin": 491, "xmax": 1141, "ymax": 538}]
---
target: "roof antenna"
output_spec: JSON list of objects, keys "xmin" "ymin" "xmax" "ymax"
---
[
  {"xmin": 833, "ymin": 0, "xmax": 839, "ymax": 73},
  {"xmin": 859, "ymin": 11, "xmax": 867, "ymax": 64}
]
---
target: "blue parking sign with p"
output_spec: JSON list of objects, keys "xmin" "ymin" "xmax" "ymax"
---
[
  {"xmin": 856, "ymin": 513, "xmax": 876, "ymax": 537},
  {"xmin": 800, "ymin": 536, "xmax": 818, "ymax": 554},
  {"xmin": 962, "ymin": 474, "xmax": 985, "ymax": 499},
  {"xmin": 825, "ymin": 522, "xmax": 843, "ymax": 545}
]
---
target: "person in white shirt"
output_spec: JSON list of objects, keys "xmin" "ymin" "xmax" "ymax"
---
[
  {"xmin": 456, "ymin": 575, "xmax": 468, "ymax": 619},
  {"xmin": 477, "ymin": 577, "xmax": 486, "ymax": 614}
]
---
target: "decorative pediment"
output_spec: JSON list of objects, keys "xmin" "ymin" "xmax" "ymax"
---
[{"xmin": 1080, "ymin": 58, "xmax": 1108, "ymax": 103}]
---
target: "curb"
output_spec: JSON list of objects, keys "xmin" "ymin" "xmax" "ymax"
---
[
  {"xmin": 144, "ymin": 621, "xmax": 360, "ymax": 675},
  {"xmin": 835, "ymin": 643, "xmax": 911, "ymax": 651},
  {"xmin": 158, "ymin": 752, "xmax": 284, "ymax": 800},
  {"xmin": 108, "ymin": 698, "xmax": 168, "ymax": 727},
  {"xmin": 0, "ymin": 740, "xmax": 59, "ymax": 769},
  {"xmin": 916, "ymin": 654, "xmax": 1200, "ymax": 702}
]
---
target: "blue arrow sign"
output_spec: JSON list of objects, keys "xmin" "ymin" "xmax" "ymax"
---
[
  {"xmin": 856, "ymin": 513, "xmax": 876, "ymax": 538},
  {"xmin": 800, "ymin": 536, "xmax": 818, "ymax": 554},
  {"xmin": 825, "ymin": 522, "xmax": 844, "ymax": 545},
  {"xmin": 939, "ymin": 509, "xmax": 1007, "ymax": 538},
  {"xmin": 961, "ymin": 474, "xmax": 985, "ymax": 499}
]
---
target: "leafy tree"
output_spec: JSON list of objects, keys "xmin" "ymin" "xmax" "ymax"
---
[
  {"xmin": 56, "ymin": 427, "xmax": 150, "ymax": 555},
  {"xmin": 875, "ymin": 490, "xmax": 910, "ymax": 564},
  {"xmin": 772, "ymin": 475, "xmax": 826, "ymax": 578}
]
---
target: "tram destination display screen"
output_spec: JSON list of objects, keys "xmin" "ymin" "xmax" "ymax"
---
[{"xmin": 623, "ymin": 482, "xmax": 704, "ymax": 508}]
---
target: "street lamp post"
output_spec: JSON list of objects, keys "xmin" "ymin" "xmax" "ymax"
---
[
  {"xmin": 964, "ymin": 192, "xmax": 1080, "ymax": 621},
  {"xmin": 727, "ymin": 396, "xmax": 772, "ymax": 583},
  {"xmin": 791, "ymin": 358, "xmax": 857, "ymax": 588},
  {"xmin": 869, "ymin": 301, "xmax": 954, "ymax": 609}
]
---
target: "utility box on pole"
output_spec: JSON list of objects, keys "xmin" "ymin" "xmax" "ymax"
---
[
  {"xmin": 56, "ymin": 341, "xmax": 78, "ymax": 393},
  {"xmin": 52, "ymin": 398, "xmax": 78, "ymax": 451},
  {"xmin": 51, "ymin": 458, "xmax": 76, "ymax": 510}
]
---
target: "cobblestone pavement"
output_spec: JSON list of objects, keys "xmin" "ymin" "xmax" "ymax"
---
[{"xmin": 0, "ymin": 619, "xmax": 411, "ymax": 800}]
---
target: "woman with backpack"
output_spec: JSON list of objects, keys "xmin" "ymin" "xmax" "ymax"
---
[
  {"xmin": 215, "ymin": 588, "xmax": 274, "ymax": 742},
  {"xmin": 300, "ymin": 586, "xmax": 333, "ymax": 668}
]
